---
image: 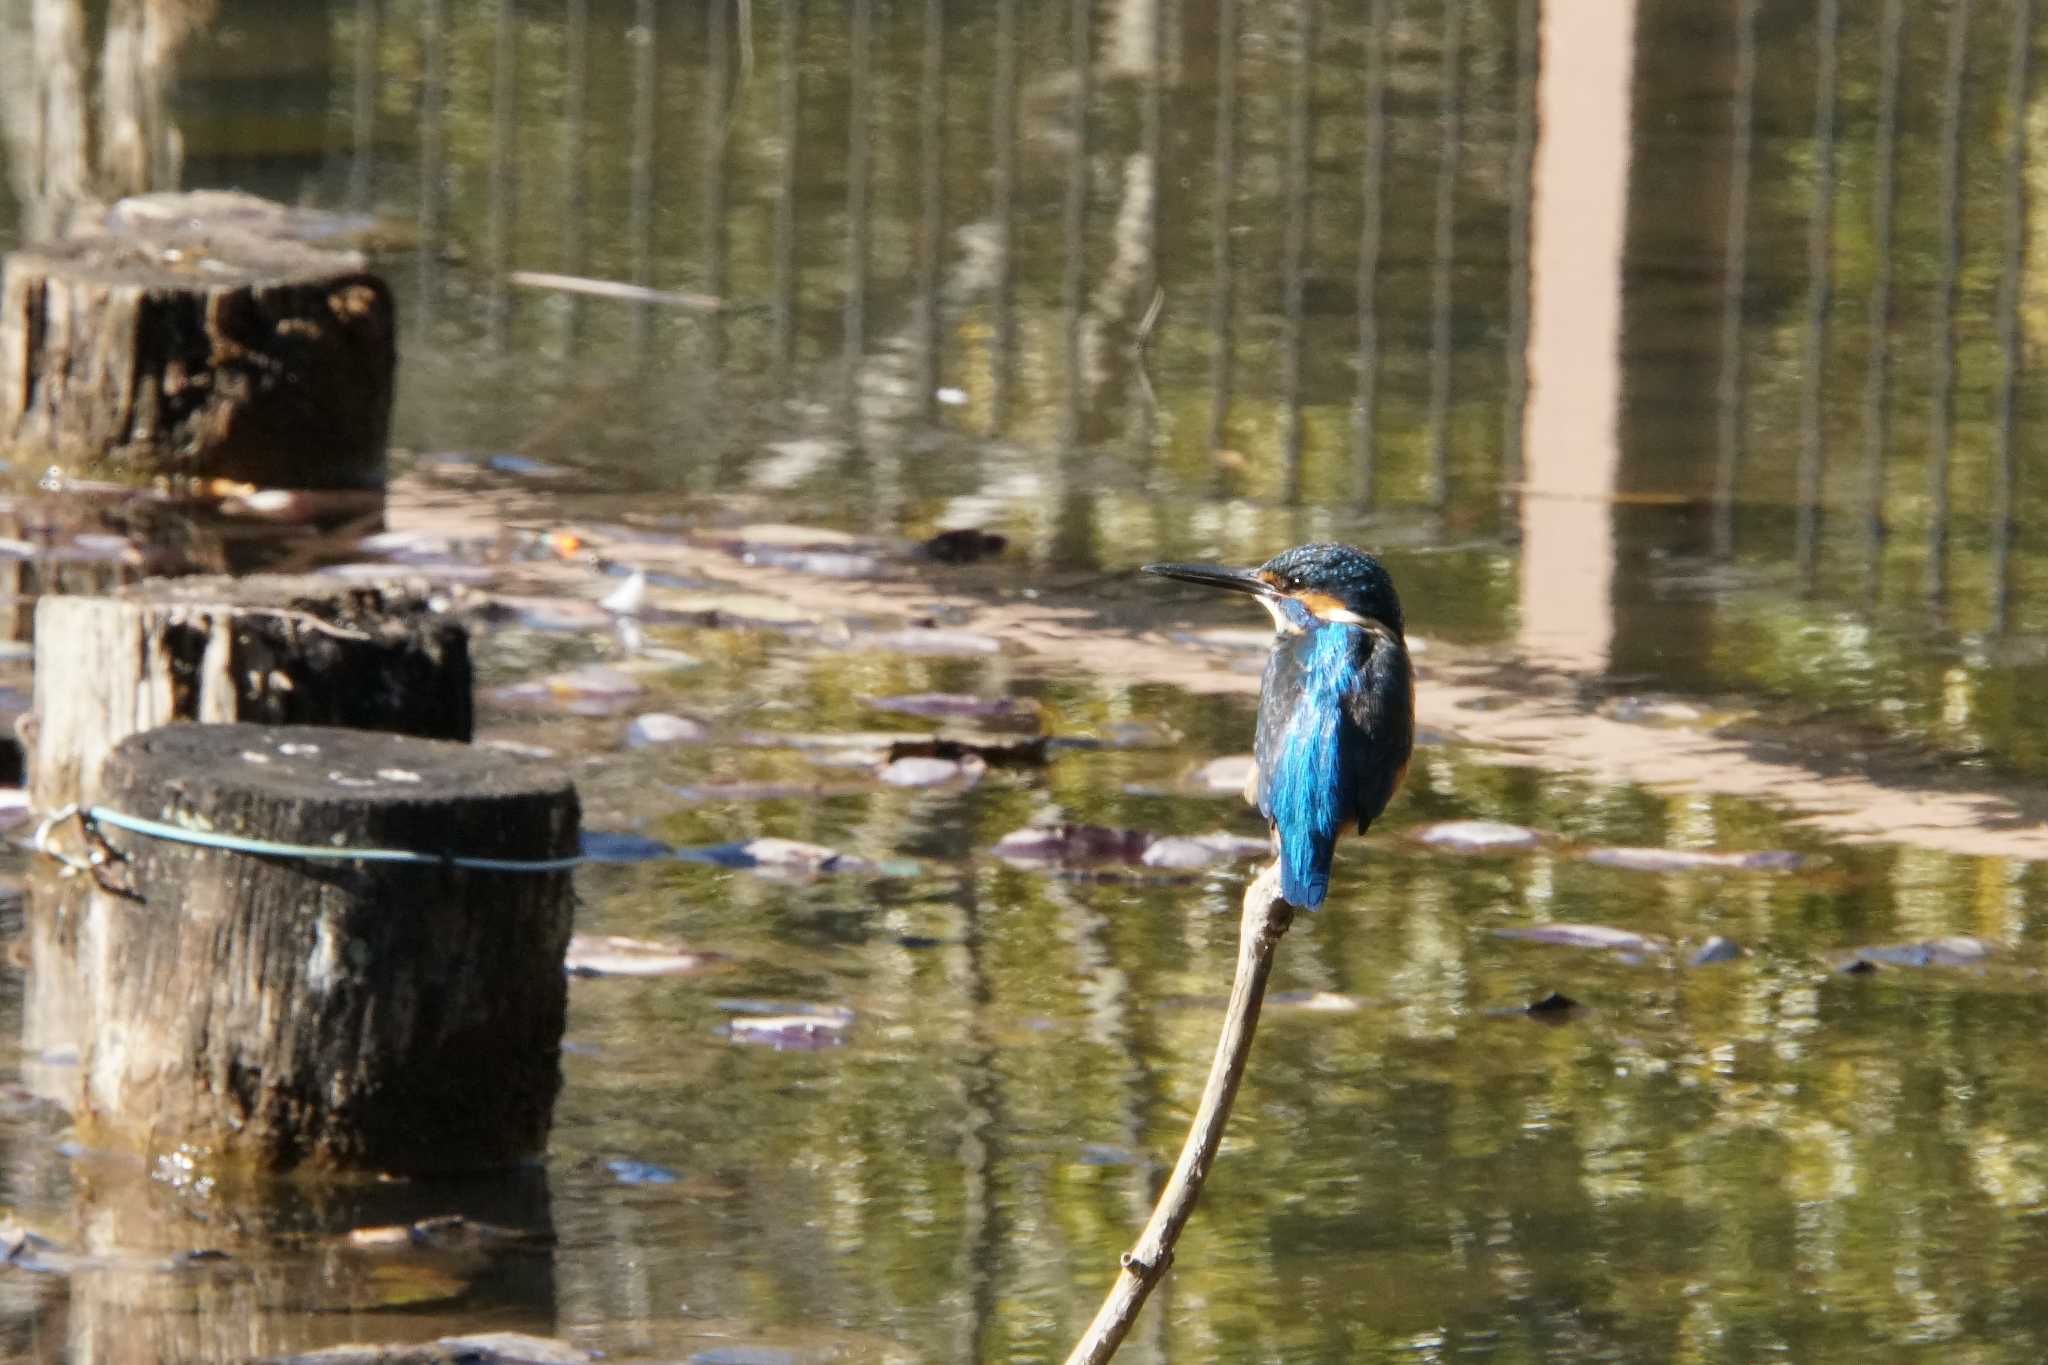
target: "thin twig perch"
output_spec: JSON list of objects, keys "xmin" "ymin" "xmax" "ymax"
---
[{"xmin": 1064, "ymin": 860, "xmax": 1295, "ymax": 1365}]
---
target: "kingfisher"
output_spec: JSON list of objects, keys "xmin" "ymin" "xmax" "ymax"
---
[{"xmin": 1144, "ymin": 543, "xmax": 1414, "ymax": 910}]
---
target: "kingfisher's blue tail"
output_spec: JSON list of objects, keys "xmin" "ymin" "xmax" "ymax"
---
[{"xmin": 1277, "ymin": 827, "xmax": 1334, "ymax": 910}]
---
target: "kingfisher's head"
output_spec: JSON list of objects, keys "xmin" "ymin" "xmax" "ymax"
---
[{"xmin": 1142, "ymin": 542, "xmax": 1405, "ymax": 637}]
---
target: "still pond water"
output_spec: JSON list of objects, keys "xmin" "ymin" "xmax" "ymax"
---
[{"xmin": 6, "ymin": 0, "xmax": 2048, "ymax": 1360}]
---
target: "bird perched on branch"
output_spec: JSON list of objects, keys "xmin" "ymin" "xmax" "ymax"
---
[{"xmin": 1144, "ymin": 543, "xmax": 1414, "ymax": 910}]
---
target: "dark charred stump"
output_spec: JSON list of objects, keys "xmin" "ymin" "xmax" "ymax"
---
[
  {"xmin": 0, "ymin": 192, "xmax": 395, "ymax": 489},
  {"xmin": 74, "ymin": 723, "xmax": 577, "ymax": 1176},
  {"xmin": 29, "ymin": 574, "xmax": 471, "ymax": 815}
]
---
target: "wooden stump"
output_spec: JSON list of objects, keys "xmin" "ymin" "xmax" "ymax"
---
[
  {"xmin": 76, "ymin": 723, "xmax": 578, "ymax": 1176},
  {"xmin": 0, "ymin": 192, "xmax": 395, "ymax": 488},
  {"xmin": 29, "ymin": 574, "xmax": 471, "ymax": 814}
]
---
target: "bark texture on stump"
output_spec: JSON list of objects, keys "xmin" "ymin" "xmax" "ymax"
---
[
  {"xmin": 79, "ymin": 723, "xmax": 577, "ymax": 1175},
  {"xmin": 30, "ymin": 574, "xmax": 471, "ymax": 814},
  {"xmin": 0, "ymin": 192, "xmax": 394, "ymax": 488}
]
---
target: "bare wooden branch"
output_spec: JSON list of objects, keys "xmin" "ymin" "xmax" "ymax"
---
[{"xmin": 1064, "ymin": 860, "xmax": 1294, "ymax": 1365}]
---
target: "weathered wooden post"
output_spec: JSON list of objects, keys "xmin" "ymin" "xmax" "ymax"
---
[
  {"xmin": 68, "ymin": 722, "xmax": 577, "ymax": 1174},
  {"xmin": 0, "ymin": 191, "xmax": 395, "ymax": 489},
  {"xmin": 28, "ymin": 574, "xmax": 471, "ymax": 814},
  {"xmin": 23, "ymin": 574, "xmax": 473, "ymax": 1104}
]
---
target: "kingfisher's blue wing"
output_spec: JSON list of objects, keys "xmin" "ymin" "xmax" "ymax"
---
[{"xmin": 1253, "ymin": 623, "xmax": 1414, "ymax": 910}]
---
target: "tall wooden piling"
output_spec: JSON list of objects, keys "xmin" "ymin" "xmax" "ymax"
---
[{"xmin": 74, "ymin": 723, "xmax": 577, "ymax": 1175}]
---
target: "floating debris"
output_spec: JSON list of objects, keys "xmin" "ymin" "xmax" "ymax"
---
[
  {"xmin": 1495, "ymin": 923, "xmax": 1670, "ymax": 959},
  {"xmin": 1190, "ymin": 754, "xmax": 1257, "ymax": 794},
  {"xmin": 1415, "ymin": 820, "xmax": 1546, "ymax": 852},
  {"xmin": 862, "ymin": 692, "xmax": 1043, "ymax": 727},
  {"xmin": 490, "ymin": 666, "xmax": 647, "ymax": 716},
  {"xmin": 599, "ymin": 570, "xmax": 647, "ymax": 616},
  {"xmin": 1525, "ymin": 991, "xmax": 1579, "ymax": 1017},
  {"xmin": 565, "ymin": 935, "xmax": 721, "ymax": 978},
  {"xmin": 1582, "ymin": 846, "xmax": 1806, "ymax": 873},
  {"xmin": 1139, "ymin": 832, "xmax": 1271, "ymax": 870},
  {"xmin": 345, "ymin": 1215, "xmax": 543, "ymax": 1251},
  {"xmin": 625, "ymin": 712, "xmax": 709, "ymax": 748},
  {"xmin": 680, "ymin": 837, "xmax": 876, "ymax": 877},
  {"xmin": 1837, "ymin": 936, "xmax": 1996, "ymax": 971},
  {"xmin": 1689, "ymin": 936, "xmax": 1746, "ymax": 967},
  {"xmin": 992, "ymin": 824, "xmax": 1154, "ymax": 869},
  {"xmin": 605, "ymin": 1158, "xmax": 681, "ymax": 1186},
  {"xmin": 719, "ymin": 1001, "xmax": 855, "ymax": 1051},
  {"xmin": 878, "ymin": 754, "xmax": 987, "ymax": 789}
]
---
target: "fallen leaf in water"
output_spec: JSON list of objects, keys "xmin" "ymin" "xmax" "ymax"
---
[
  {"xmin": 1190, "ymin": 755, "xmax": 1257, "ymax": 794},
  {"xmin": 1838, "ymin": 936, "xmax": 1996, "ymax": 971},
  {"xmin": 1415, "ymin": 820, "xmax": 1546, "ymax": 852},
  {"xmin": 878, "ymin": 754, "xmax": 987, "ymax": 788},
  {"xmin": 1140, "ymin": 832, "xmax": 1271, "ymax": 869},
  {"xmin": 921, "ymin": 527, "xmax": 1007, "ymax": 564},
  {"xmin": 862, "ymin": 692, "xmax": 1043, "ymax": 726},
  {"xmin": 1495, "ymin": 923, "xmax": 1670, "ymax": 958},
  {"xmin": 606, "ymin": 1158, "xmax": 681, "ymax": 1186},
  {"xmin": 678, "ymin": 838, "xmax": 876, "ymax": 876},
  {"xmin": 1582, "ymin": 846, "xmax": 1806, "ymax": 873},
  {"xmin": 566, "ymin": 935, "xmax": 721, "ymax": 978},
  {"xmin": 719, "ymin": 1001, "xmax": 855, "ymax": 1051},
  {"xmin": 346, "ymin": 1215, "xmax": 543, "ymax": 1251},
  {"xmin": 992, "ymin": 825, "xmax": 1155, "ymax": 869},
  {"xmin": 1689, "ymin": 936, "xmax": 1746, "ymax": 966},
  {"xmin": 491, "ymin": 666, "xmax": 647, "ymax": 716},
  {"xmin": 579, "ymin": 831, "xmax": 673, "ymax": 863},
  {"xmin": 626, "ymin": 712, "xmax": 708, "ymax": 748}
]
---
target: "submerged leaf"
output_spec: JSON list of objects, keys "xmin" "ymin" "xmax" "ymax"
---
[
  {"xmin": 1415, "ymin": 820, "xmax": 1546, "ymax": 852},
  {"xmin": 992, "ymin": 824, "xmax": 1154, "ymax": 869},
  {"xmin": 720, "ymin": 1002, "xmax": 854, "ymax": 1051},
  {"xmin": 1689, "ymin": 936, "xmax": 1746, "ymax": 967},
  {"xmin": 491, "ymin": 666, "xmax": 647, "ymax": 716},
  {"xmin": 1140, "ymin": 832, "xmax": 1270, "ymax": 869},
  {"xmin": 878, "ymin": 754, "xmax": 987, "ymax": 789},
  {"xmin": 566, "ymin": 935, "xmax": 721, "ymax": 978},
  {"xmin": 1583, "ymin": 846, "xmax": 1807, "ymax": 873},
  {"xmin": 626, "ymin": 712, "xmax": 709, "ymax": 748},
  {"xmin": 1190, "ymin": 755, "xmax": 1257, "ymax": 794},
  {"xmin": 1495, "ymin": 923, "xmax": 1670, "ymax": 957},
  {"xmin": 1840, "ymin": 936, "xmax": 1996, "ymax": 970}
]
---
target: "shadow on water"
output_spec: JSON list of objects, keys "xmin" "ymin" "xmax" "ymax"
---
[{"xmin": 5, "ymin": 0, "xmax": 2048, "ymax": 1361}]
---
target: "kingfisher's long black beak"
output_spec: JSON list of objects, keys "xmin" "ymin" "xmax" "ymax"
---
[{"xmin": 1141, "ymin": 562, "xmax": 1277, "ymax": 598}]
